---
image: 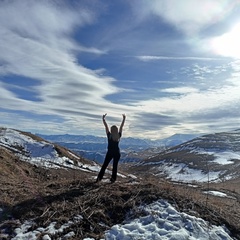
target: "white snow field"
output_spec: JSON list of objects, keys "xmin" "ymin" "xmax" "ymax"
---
[{"xmin": 103, "ymin": 199, "xmax": 232, "ymax": 240}]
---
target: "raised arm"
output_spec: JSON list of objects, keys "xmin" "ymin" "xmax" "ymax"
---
[
  {"xmin": 102, "ymin": 113, "xmax": 109, "ymax": 134},
  {"xmin": 119, "ymin": 114, "xmax": 126, "ymax": 134}
]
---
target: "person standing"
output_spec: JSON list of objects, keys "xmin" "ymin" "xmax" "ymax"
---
[{"xmin": 96, "ymin": 113, "xmax": 126, "ymax": 183}]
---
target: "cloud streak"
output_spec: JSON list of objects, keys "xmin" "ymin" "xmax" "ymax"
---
[
  {"xmin": 0, "ymin": 1, "xmax": 240, "ymax": 139},
  {"xmin": 136, "ymin": 56, "xmax": 222, "ymax": 61},
  {"xmin": 134, "ymin": 0, "xmax": 238, "ymax": 35},
  {"xmin": 0, "ymin": 1, "xmax": 134, "ymax": 135}
]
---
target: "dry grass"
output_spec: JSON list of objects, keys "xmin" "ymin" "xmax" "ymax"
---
[{"xmin": 0, "ymin": 147, "xmax": 240, "ymax": 239}]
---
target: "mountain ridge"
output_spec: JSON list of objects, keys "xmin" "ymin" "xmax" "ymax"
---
[
  {"xmin": 36, "ymin": 132, "xmax": 200, "ymax": 163},
  {"xmin": 131, "ymin": 129, "xmax": 240, "ymax": 183}
]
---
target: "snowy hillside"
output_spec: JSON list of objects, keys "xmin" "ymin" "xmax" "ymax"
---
[
  {"xmin": 132, "ymin": 129, "xmax": 240, "ymax": 183},
  {"xmin": 0, "ymin": 128, "xmax": 100, "ymax": 172}
]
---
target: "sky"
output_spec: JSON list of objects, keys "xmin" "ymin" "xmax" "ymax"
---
[{"xmin": 1, "ymin": 0, "xmax": 240, "ymax": 140}]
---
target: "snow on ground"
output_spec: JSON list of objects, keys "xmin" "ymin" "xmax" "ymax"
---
[
  {"xmin": 0, "ymin": 128, "xmax": 100, "ymax": 172},
  {"xmin": 0, "ymin": 128, "xmax": 60, "ymax": 161},
  {"xmin": 212, "ymin": 151, "xmax": 240, "ymax": 165},
  {"xmin": 203, "ymin": 191, "xmax": 237, "ymax": 200},
  {"xmin": 204, "ymin": 191, "xmax": 228, "ymax": 198},
  {"xmin": 104, "ymin": 200, "xmax": 233, "ymax": 240},
  {"xmin": 9, "ymin": 200, "xmax": 233, "ymax": 240},
  {"xmin": 191, "ymin": 148, "xmax": 240, "ymax": 165},
  {"xmin": 159, "ymin": 162, "xmax": 221, "ymax": 183},
  {"xmin": 11, "ymin": 216, "xmax": 83, "ymax": 240}
]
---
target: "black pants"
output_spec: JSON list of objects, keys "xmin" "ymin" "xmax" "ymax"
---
[{"xmin": 97, "ymin": 150, "xmax": 121, "ymax": 181}]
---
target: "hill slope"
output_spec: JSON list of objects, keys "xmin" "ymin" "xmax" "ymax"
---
[
  {"xmin": 0, "ymin": 127, "xmax": 99, "ymax": 172},
  {"xmin": 131, "ymin": 129, "xmax": 240, "ymax": 183}
]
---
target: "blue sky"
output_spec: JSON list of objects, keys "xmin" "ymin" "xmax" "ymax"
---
[{"xmin": 1, "ymin": 0, "xmax": 240, "ymax": 140}]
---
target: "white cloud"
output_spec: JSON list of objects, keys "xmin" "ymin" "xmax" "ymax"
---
[
  {"xmin": 137, "ymin": 55, "xmax": 219, "ymax": 61},
  {"xmin": 133, "ymin": 79, "xmax": 240, "ymax": 121},
  {"xmin": 1, "ymin": 1, "xmax": 240, "ymax": 140},
  {"xmin": 135, "ymin": 0, "xmax": 238, "ymax": 35},
  {"xmin": 0, "ymin": 0, "xmax": 140, "ymax": 141},
  {"xmin": 161, "ymin": 87, "xmax": 198, "ymax": 94},
  {"xmin": 127, "ymin": 78, "xmax": 240, "ymax": 139},
  {"xmin": 207, "ymin": 22, "xmax": 240, "ymax": 59},
  {"xmin": 0, "ymin": 1, "xmax": 93, "ymax": 39},
  {"xmin": 0, "ymin": 1, "xmax": 134, "ymax": 131}
]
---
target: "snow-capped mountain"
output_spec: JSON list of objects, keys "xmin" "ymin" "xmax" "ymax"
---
[
  {"xmin": 0, "ymin": 127, "xmax": 100, "ymax": 173},
  {"xmin": 132, "ymin": 129, "xmax": 240, "ymax": 183},
  {"xmin": 36, "ymin": 133, "xmax": 198, "ymax": 163}
]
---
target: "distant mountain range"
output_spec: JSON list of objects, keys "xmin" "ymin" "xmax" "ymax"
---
[
  {"xmin": 1, "ymin": 127, "xmax": 240, "ymax": 184},
  {"xmin": 36, "ymin": 133, "xmax": 199, "ymax": 163}
]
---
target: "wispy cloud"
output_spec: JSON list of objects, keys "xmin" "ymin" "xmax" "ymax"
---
[
  {"xmin": 136, "ymin": 56, "xmax": 221, "ymax": 62},
  {"xmin": 134, "ymin": 0, "xmax": 238, "ymax": 35},
  {"xmin": 161, "ymin": 87, "xmax": 199, "ymax": 94},
  {"xmin": 0, "ymin": 1, "xmax": 133, "ymax": 135},
  {"xmin": 1, "ymin": 1, "xmax": 240, "ymax": 139},
  {"xmin": 129, "ymin": 76, "xmax": 240, "ymax": 137}
]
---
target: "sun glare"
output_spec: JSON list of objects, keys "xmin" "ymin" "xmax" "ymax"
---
[{"xmin": 210, "ymin": 22, "xmax": 240, "ymax": 58}]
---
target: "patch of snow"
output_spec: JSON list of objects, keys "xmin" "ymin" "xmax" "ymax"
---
[
  {"xmin": 63, "ymin": 231, "xmax": 75, "ymax": 238},
  {"xmin": 104, "ymin": 199, "xmax": 233, "ymax": 240},
  {"xmin": 11, "ymin": 215, "xmax": 83, "ymax": 240},
  {"xmin": 67, "ymin": 151, "xmax": 80, "ymax": 159},
  {"xmin": 191, "ymin": 148, "xmax": 240, "ymax": 165},
  {"xmin": 173, "ymin": 182, "xmax": 199, "ymax": 188},
  {"xmin": 159, "ymin": 162, "xmax": 221, "ymax": 183},
  {"xmin": 213, "ymin": 151, "xmax": 240, "ymax": 165},
  {"xmin": 42, "ymin": 235, "xmax": 51, "ymax": 240},
  {"xmin": 204, "ymin": 190, "xmax": 228, "ymax": 197},
  {"xmin": 127, "ymin": 174, "xmax": 138, "ymax": 179},
  {"xmin": 203, "ymin": 191, "xmax": 236, "ymax": 200},
  {"xmin": 0, "ymin": 129, "xmax": 57, "ymax": 160},
  {"xmin": 81, "ymin": 164, "xmax": 101, "ymax": 172}
]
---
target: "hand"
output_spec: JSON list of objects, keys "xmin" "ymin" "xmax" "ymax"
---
[
  {"xmin": 122, "ymin": 114, "xmax": 126, "ymax": 119},
  {"xmin": 102, "ymin": 113, "xmax": 107, "ymax": 120}
]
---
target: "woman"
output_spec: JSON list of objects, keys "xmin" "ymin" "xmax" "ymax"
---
[{"xmin": 96, "ymin": 113, "xmax": 126, "ymax": 183}]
